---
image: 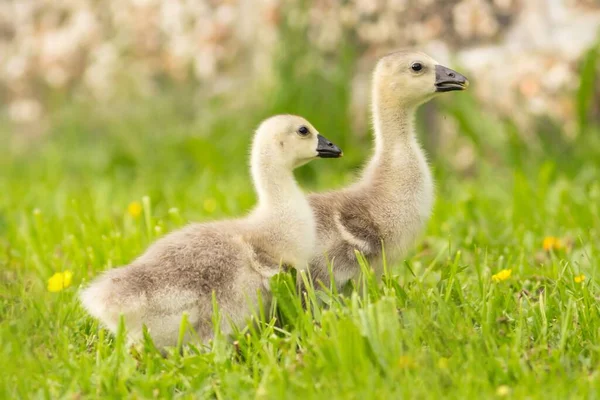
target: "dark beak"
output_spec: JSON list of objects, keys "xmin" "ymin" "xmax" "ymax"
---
[
  {"xmin": 316, "ymin": 134, "xmax": 343, "ymax": 158},
  {"xmin": 435, "ymin": 65, "xmax": 469, "ymax": 92}
]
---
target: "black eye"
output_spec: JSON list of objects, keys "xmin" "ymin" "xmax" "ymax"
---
[
  {"xmin": 411, "ymin": 62, "xmax": 423, "ymax": 72},
  {"xmin": 297, "ymin": 126, "xmax": 310, "ymax": 136}
]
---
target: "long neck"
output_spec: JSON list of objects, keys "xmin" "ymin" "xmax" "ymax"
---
[
  {"xmin": 251, "ymin": 153, "xmax": 304, "ymax": 213},
  {"xmin": 249, "ymin": 149, "xmax": 314, "ymax": 269},
  {"xmin": 373, "ymin": 93, "xmax": 416, "ymax": 158},
  {"xmin": 363, "ymin": 91, "xmax": 419, "ymax": 181}
]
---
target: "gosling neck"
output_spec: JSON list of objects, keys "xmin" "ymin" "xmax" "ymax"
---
[
  {"xmin": 251, "ymin": 152, "xmax": 304, "ymax": 211},
  {"xmin": 358, "ymin": 89, "xmax": 426, "ymax": 188},
  {"xmin": 372, "ymin": 95, "xmax": 417, "ymax": 159}
]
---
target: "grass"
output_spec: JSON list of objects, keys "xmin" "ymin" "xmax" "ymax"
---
[{"xmin": 2, "ymin": 46, "xmax": 600, "ymax": 398}]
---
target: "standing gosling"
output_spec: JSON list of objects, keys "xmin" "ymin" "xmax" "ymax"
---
[
  {"xmin": 307, "ymin": 51, "xmax": 468, "ymax": 288},
  {"xmin": 80, "ymin": 115, "xmax": 342, "ymax": 347}
]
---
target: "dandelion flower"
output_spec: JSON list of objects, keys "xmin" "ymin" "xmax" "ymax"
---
[
  {"xmin": 203, "ymin": 198, "xmax": 217, "ymax": 213},
  {"xmin": 496, "ymin": 385, "xmax": 511, "ymax": 397},
  {"xmin": 396, "ymin": 355, "xmax": 415, "ymax": 369},
  {"xmin": 574, "ymin": 274, "xmax": 585, "ymax": 284},
  {"xmin": 437, "ymin": 357, "xmax": 449, "ymax": 369},
  {"xmin": 127, "ymin": 201, "xmax": 142, "ymax": 218},
  {"xmin": 542, "ymin": 236, "xmax": 562, "ymax": 251},
  {"xmin": 48, "ymin": 270, "xmax": 73, "ymax": 292},
  {"xmin": 492, "ymin": 269, "xmax": 512, "ymax": 282}
]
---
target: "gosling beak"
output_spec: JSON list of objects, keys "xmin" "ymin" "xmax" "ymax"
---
[
  {"xmin": 316, "ymin": 134, "xmax": 343, "ymax": 158},
  {"xmin": 435, "ymin": 65, "xmax": 469, "ymax": 92}
]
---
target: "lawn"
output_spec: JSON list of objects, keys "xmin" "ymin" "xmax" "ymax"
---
[{"xmin": 2, "ymin": 56, "xmax": 600, "ymax": 398}]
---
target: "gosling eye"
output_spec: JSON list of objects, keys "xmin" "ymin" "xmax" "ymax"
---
[
  {"xmin": 297, "ymin": 126, "xmax": 310, "ymax": 137},
  {"xmin": 410, "ymin": 62, "xmax": 423, "ymax": 73}
]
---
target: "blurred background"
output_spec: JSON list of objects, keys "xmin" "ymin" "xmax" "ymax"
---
[
  {"xmin": 3, "ymin": 2, "xmax": 600, "ymax": 396},
  {"xmin": 0, "ymin": 0, "xmax": 599, "ymax": 227}
]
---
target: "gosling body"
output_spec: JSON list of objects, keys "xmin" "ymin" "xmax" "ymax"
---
[
  {"xmin": 308, "ymin": 51, "xmax": 468, "ymax": 288},
  {"xmin": 80, "ymin": 115, "xmax": 342, "ymax": 347}
]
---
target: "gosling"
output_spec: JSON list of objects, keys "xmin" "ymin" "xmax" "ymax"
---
[
  {"xmin": 307, "ymin": 51, "xmax": 468, "ymax": 288},
  {"xmin": 80, "ymin": 115, "xmax": 342, "ymax": 347}
]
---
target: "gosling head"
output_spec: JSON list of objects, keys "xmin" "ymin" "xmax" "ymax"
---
[
  {"xmin": 374, "ymin": 50, "xmax": 469, "ymax": 108},
  {"xmin": 253, "ymin": 115, "xmax": 343, "ymax": 169}
]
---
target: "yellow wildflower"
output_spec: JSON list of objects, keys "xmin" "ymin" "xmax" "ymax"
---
[
  {"xmin": 492, "ymin": 269, "xmax": 512, "ymax": 282},
  {"xmin": 397, "ymin": 355, "xmax": 415, "ymax": 369},
  {"xmin": 542, "ymin": 236, "xmax": 562, "ymax": 251},
  {"xmin": 47, "ymin": 270, "xmax": 73, "ymax": 292},
  {"xmin": 437, "ymin": 357, "xmax": 449, "ymax": 369},
  {"xmin": 496, "ymin": 385, "xmax": 511, "ymax": 397},
  {"xmin": 574, "ymin": 274, "xmax": 586, "ymax": 284},
  {"xmin": 127, "ymin": 201, "xmax": 142, "ymax": 218},
  {"xmin": 203, "ymin": 198, "xmax": 217, "ymax": 213}
]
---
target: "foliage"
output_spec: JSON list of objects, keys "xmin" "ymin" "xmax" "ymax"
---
[{"xmin": 1, "ymin": 35, "xmax": 600, "ymax": 400}]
